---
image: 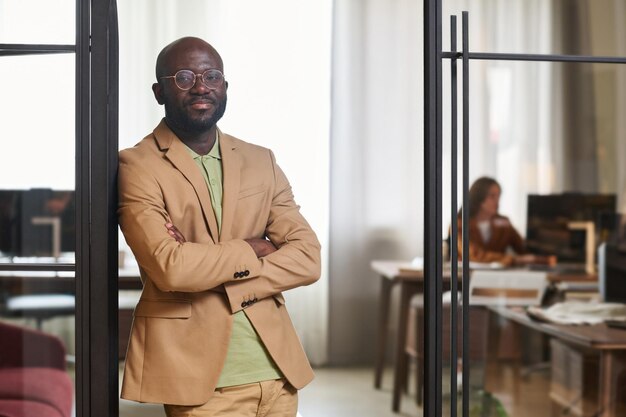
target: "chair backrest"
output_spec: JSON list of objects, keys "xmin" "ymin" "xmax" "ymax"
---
[
  {"xmin": 0, "ymin": 321, "xmax": 66, "ymax": 370},
  {"xmin": 469, "ymin": 270, "xmax": 548, "ymax": 307}
]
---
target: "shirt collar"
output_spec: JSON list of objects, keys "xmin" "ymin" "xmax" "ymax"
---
[{"xmin": 184, "ymin": 131, "xmax": 221, "ymax": 160}]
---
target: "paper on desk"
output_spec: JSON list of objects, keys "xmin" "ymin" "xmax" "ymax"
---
[
  {"xmin": 527, "ymin": 301, "xmax": 626, "ymax": 325},
  {"xmin": 411, "ymin": 257, "xmax": 424, "ymax": 269},
  {"xmin": 468, "ymin": 261, "xmax": 505, "ymax": 269},
  {"xmin": 469, "ymin": 270, "xmax": 548, "ymax": 306},
  {"xmin": 405, "ymin": 258, "xmax": 504, "ymax": 270}
]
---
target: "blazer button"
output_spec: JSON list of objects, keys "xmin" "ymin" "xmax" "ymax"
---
[
  {"xmin": 241, "ymin": 301, "xmax": 248, "ymax": 308},
  {"xmin": 234, "ymin": 272, "xmax": 240, "ymax": 279},
  {"xmin": 252, "ymin": 297, "xmax": 258, "ymax": 303},
  {"xmin": 244, "ymin": 270, "xmax": 250, "ymax": 277}
]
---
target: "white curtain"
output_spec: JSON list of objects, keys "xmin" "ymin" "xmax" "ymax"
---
[
  {"xmin": 327, "ymin": 0, "xmax": 582, "ymax": 365},
  {"xmin": 441, "ymin": 0, "xmax": 555, "ymax": 235},
  {"xmin": 616, "ymin": 0, "xmax": 626, "ymax": 213},
  {"xmin": 586, "ymin": 0, "xmax": 626, "ymax": 212},
  {"xmin": 117, "ymin": 0, "xmax": 332, "ymax": 365},
  {"xmin": 329, "ymin": 0, "xmax": 424, "ymax": 364}
]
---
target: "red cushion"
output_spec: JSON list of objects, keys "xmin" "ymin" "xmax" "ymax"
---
[
  {"xmin": 0, "ymin": 368, "xmax": 72, "ymax": 417},
  {"xmin": 0, "ymin": 399, "xmax": 66, "ymax": 417},
  {"xmin": 0, "ymin": 323, "xmax": 66, "ymax": 370}
]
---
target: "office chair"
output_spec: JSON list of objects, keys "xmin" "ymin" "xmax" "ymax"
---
[{"xmin": 0, "ymin": 321, "xmax": 73, "ymax": 417}]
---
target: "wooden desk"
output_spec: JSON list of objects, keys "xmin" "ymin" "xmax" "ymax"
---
[
  {"xmin": 370, "ymin": 260, "xmax": 599, "ymax": 413},
  {"xmin": 490, "ymin": 306, "xmax": 626, "ymax": 417},
  {"xmin": 0, "ymin": 265, "xmax": 142, "ymax": 296}
]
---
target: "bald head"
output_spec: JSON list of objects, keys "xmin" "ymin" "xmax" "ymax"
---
[
  {"xmin": 155, "ymin": 37, "xmax": 224, "ymax": 80},
  {"xmin": 152, "ymin": 36, "xmax": 228, "ymax": 143}
]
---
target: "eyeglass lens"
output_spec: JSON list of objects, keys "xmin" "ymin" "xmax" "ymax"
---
[{"xmin": 175, "ymin": 69, "xmax": 224, "ymax": 90}]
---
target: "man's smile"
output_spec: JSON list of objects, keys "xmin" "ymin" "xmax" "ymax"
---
[{"xmin": 188, "ymin": 98, "xmax": 214, "ymax": 110}]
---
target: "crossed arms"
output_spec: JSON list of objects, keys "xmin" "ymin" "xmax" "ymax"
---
[{"xmin": 118, "ymin": 148, "xmax": 321, "ymax": 312}]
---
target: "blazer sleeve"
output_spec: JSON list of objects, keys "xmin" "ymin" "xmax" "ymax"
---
[
  {"xmin": 464, "ymin": 240, "xmax": 515, "ymax": 266},
  {"xmin": 507, "ymin": 223, "xmax": 527, "ymax": 255},
  {"xmin": 118, "ymin": 151, "xmax": 262, "ymax": 293},
  {"xmin": 457, "ymin": 218, "xmax": 515, "ymax": 266},
  {"xmin": 223, "ymin": 150, "xmax": 322, "ymax": 313}
]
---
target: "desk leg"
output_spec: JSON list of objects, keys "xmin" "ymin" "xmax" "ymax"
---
[
  {"xmin": 415, "ymin": 306, "xmax": 424, "ymax": 406},
  {"xmin": 375, "ymin": 277, "xmax": 395, "ymax": 389},
  {"xmin": 598, "ymin": 350, "xmax": 626, "ymax": 417},
  {"xmin": 599, "ymin": 351, "xmax": 614, "ymax": 417},
  {"xmin": 392, "ymin": 282, "xmax": 415, "ymax": 413}
]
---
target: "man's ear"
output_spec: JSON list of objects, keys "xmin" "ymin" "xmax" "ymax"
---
[
  {"xmin": 152, "ymin": 82, "xmax": 165, "ymax": 105},
  {"xmin": 225, "ymin": 80, "xmax": 229, "ymax": 91}
]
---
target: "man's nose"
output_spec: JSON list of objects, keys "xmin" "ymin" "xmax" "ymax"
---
[{"xmin": 189, "ymin": 75, "xmax": 213, "ymax": 93}]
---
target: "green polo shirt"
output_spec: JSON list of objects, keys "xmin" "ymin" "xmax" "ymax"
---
[{"xmin": 184, "ymin": 134, "xmax": 282, "ymax": 388}]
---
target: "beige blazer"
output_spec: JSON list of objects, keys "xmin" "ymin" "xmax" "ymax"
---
[{"xmin": 118, "ymin": 120, "xmax": 321, "ymax": 405}]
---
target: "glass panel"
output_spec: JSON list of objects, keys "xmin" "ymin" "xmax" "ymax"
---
[
  {"xmin": 0, "ymin": 53, "xmax": 75, "ymax": 417},
  {"xmin": 462, "ymin": 59, "xmax": 624, "ymax": 417},
  {"xmin": 443, "ymin": 0, "xmax": 626, "ymax": 56},
  {"xmin": 0, "ymin": 0, "xmax": 75, "ymax": 45},
  {"xmin": 439, "ymin": 2, "xmax": 626, "ymax": 415},
  {"xmin": 0, "ymin": 54, "xmax": 75, "ymax": 190}
]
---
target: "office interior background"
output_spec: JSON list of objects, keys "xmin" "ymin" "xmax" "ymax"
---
[{"xmin": 1, "ymin": 0, "xmax": 625, "ymax": 416}]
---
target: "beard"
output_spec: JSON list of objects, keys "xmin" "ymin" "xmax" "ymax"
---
[{"xmin": 164, "ymin": 95, "xmax": 227, "ymax": 134}]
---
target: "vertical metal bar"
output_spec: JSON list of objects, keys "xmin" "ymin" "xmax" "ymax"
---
[
  {"xmin": 75, "ymin": 0, "xmax": 90, "ymax": 415},
  {"xmin": 424, "ymin": 0, "xmax": 443, "ymax": 416},
  {"xmin": 461, "ymin": 10, "xmax": 471, "ymax": 417},
  {"xmin": 76, "ymin": 0, "xmax": 119, "ymax": 416},
  {"xmin": 90, "ymin": 0, "xmax": 120, "ymax": 415},
  {"xmin": 449, "ymin": 14, "xmax": 459, "ymax": 417}
]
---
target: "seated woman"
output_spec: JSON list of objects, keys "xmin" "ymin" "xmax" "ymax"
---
[{"xmin": 456, "ymin": 176, "xmax": 556, "ymax": 267}]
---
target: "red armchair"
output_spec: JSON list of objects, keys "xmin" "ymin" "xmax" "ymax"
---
[{"xmin": 0, "ymin": 321, "xmax": 73, "ymax": 417}]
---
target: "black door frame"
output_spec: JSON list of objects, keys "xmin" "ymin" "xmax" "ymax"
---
[{"xmin": 76, "ymin": 0, "xmax": 119, "ymax": 416}]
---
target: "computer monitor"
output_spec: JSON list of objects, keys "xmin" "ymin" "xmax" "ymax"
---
[
  {"xmin": 599, "ymin": 243, "xmax": 626, "ymax": 303},
  {"xmin": 0, "ymin": 189, "xmax": 75, "ymax": 257},
  {"xmin": 525, "ymin": 193, "xmax": 617, "ymax": 263},
  {"xmin": 0, "ymin": 190, "xmax": 22, "ymax": 255}
]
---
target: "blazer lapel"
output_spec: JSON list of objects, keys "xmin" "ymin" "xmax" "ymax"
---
[
  {"xmin": 218, "ymin": 131, "xmax": 241, "ymax": 242},
  {"xmin": 153, "ymin": 120, "xmax": 221, "ymax": 242}
]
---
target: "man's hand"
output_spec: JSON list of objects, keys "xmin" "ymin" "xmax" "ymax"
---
[
  {"xmin": 514, "ymin": 254, "xmax": 557, "ymax": 267},
  {"xmin": 245, "ymin": 238, "xmax": 277, "ymax": 258},
  {"xmin": 165, "ymin": 222, "xmax": 186, "ymax": 243},
  {"xmin": 166, "ymin": 223, "xmax": 276, "ymax": 259}
]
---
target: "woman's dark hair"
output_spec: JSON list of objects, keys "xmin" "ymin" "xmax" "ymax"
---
[{"xmin": 457, "ymin": 176, "xmax": 501, "ymax": 219}]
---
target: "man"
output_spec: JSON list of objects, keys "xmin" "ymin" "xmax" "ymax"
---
[{"xmin": 118, "ymin": 37, "xmax": 321, "ymax": 417}]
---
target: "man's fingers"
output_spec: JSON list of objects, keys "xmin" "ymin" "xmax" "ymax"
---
[{"xmin": 165, "ymin": 223, "xmax": 186, "ymax": 243}]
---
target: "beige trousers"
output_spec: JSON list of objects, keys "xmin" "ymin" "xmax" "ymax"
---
[{"xmin": 164, "ymin": 379, "xmax": 298, "ymax": 417}]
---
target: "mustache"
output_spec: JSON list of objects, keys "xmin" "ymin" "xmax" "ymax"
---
[{"xmin": 187, "ymin": 97, "xmax": 216, "ymax": 105}]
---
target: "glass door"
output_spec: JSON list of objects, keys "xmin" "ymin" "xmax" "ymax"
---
[
  {"xmin": 0, "ymin": 1, "xmax": 119, "ymax": 416},
  {"xmin": 0, "ymin": 3, "xmax": 78, "ymax": 417}
]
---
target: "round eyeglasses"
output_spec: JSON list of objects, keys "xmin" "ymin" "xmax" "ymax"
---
[{"xmin": 160, "ymin": 69, "xmax": 225, "ymax": 91}]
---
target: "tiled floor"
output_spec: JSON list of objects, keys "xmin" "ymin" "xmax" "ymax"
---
[
  {"xmin": 298, "ymin": 367, "xmax": 421, "ymax": 417},
  {"xmin": 118, "ymin": 366, "xmax": 420, "ymax": 417},
  {"xmin": 118, "ymin": 362, "xmax": 552, "ymax": 417}
]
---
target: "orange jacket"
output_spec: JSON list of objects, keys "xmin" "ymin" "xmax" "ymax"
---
[{"xmin": 456, "ymin": 215, "xmax": 526, "ymax": 266}]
